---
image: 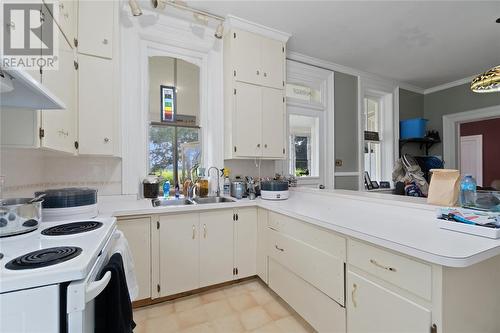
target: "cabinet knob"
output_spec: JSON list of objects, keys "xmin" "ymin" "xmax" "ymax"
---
[
  {"xmin": 59, "ymin": 3, "xmax": 64, "ymax": 9},
  {"xmin": 264, "ymin": 144, "xmax": 268, "ymax": 148},
  {"xmin": 104, "ymin": 137, "xmax": 110, "ymax": 143},
  {"xmin": 256, "ymin": 70, "xmax": 260, "ymax": 75},
  {"xmin": 263, "ymin": 72, "xmax": 267, "ymax": 77},
  {"xmin": 6, "ymin": 21, "xmax": 15, "ymax": 30},
  {"xmin": 102, "ymin": 39, "xmax": 108, "ymax": 45},
  {"xmin": 257, "ymin": 144, "xmax": 261, "ymax": 148}
]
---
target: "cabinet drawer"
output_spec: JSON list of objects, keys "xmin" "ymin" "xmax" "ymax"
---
[
  {"xmin": 268, "ymin": 212, "xmax": 346, "ymax": 260},
  {"xmin": 269, "ymin": 258, "xmax": 346, "ymax": 333},
  {"xmin": 348, "ymin": 240, "xmax": 432, "ymax": 300},
  {"xmin": 267, "ymin": 228, "xmax": 344, "ymax": 305}
]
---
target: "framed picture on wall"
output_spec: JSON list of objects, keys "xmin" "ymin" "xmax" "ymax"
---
[{"xmin": 160, "ymin": 85, "xmax": 176, "ymax": 122}]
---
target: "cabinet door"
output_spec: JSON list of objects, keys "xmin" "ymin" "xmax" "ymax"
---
[
  {"xmin": 77, "ymin": 0, "xmax": 113, "ymax": 58},
  {"xmin": 232, "ymin": 29, "xmax": 262, "ymax": 85},
  {"xmin": 261, "ymin": 87, "xmax": 285, "ymax": 158},
  {"xmin": 118, "ymin": 217, "xmax": 151, "ymax": 301},
  {"xmin": 159, "ymin": 214, "xmax": 199, "ymax": 296},
  {"xmin": 261, "ymin": 37, "xmax": 284, "ymax": 89},
  {"xmin": 199, "ymin": 210, "xmax": 234, "ymax": 287},
  {"xmin": 347, "ymin": 271, "xmax": 431, "ymax": 333},
  {"xmin": 234, "ymin": 82, "xmax": 262, "ymax": 157},
  {"xmin": 256, "ymin": 208, "xmax": 268, "ymax": 283},
  {"xmin": 77, "ymin": 54, "xmax": 114, "ymax": 155},
  {"xmin": 41, "ymin": 32, "xmax": 76, "ymax": 154},
  {"xmin": 234, "ymin": 208, "xmax": 257, "ymax": 279},
  {"xmin": 45, "ymin": 0, "xmax": 76, "ymax": 45}
]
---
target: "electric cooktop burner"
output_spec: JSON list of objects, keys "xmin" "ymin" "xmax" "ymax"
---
[
  {"xmin": 41, "ymin": 221, "xmax": 103, "ymax": 236},
  {"xmin": 5, "ymin": 246, "xmax": 82, "ymax": 270}
]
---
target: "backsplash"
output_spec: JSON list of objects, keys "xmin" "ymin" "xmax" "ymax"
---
[{"xmin": 1, "ymin": 149, "xmax": 121, "ymax": 198}]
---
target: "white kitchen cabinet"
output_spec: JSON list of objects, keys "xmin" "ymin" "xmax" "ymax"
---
[
  {"xmin": 117, "ymin": 216, "xmax": 152, "ymax": 301},
  {"xmin": 44, "ymin": 0, "xmax": 76, "ymax": 45},
  {"xmin": 347, "ymin": 271, "xmax": 431, "ymax": 333},
  {"xmin": 77, "ymin": 0, "xmax": 114, "ymax": 59},
  {"xmin": 77, "ymin": 54, "xmax": 115, "ymax": 155},
  {"xmin": 233, "ymin": 82, "xmax": 262, "ymax": 157},
  {"xmin": 256, "ymin": 208, "xmax": 268, "ymax": 283},
  {"xmin": 234, "ymin": 207, "xmax": 257, "ymax": 279},
  {"xmin": 40, "ymin": 25, "xmax": 77, "ymax": 154},
  {"xmin": 159, "ymin": 213, "xmax": 200, "ymax": 296},
  {"xmin": 261, "ymin": 37, "xmax": 285, "ymax": 89},
  {"xmin": 261, "ymin": 87, "xmax": 285, "ymax": 158},
  {"xmin": 232, "ymin": 30, "xmax": 262, "ymax": 86},
  {"xmin": 199, "ymin": 210, "xmax": 234, "ymax": 287}
]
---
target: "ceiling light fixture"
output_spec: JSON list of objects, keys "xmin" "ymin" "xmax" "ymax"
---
[
  {"xmin": 129, "ymin": 0, "xmax": 143, "ymax": 16},
  {"xmin": 471, "ymin": 65, "xmax": 500, "ymax": 93},
  {"xmin": 214, "ymin": 22, "xmax": 224, "ymax": 39}
]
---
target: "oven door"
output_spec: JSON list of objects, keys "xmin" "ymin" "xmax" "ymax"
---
[{"xmin": 66, "ymin": 227, "xmax": 117, "ymax": 333}]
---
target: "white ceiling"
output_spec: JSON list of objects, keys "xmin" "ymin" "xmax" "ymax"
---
[{"xmin": 188, "ymin": 1, "xmax": 500, "ymax": 89}]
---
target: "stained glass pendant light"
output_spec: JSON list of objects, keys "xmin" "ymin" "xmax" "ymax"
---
[{"xmin": 471, "ymin": 65, "xmax": 500, "ymax": 93}]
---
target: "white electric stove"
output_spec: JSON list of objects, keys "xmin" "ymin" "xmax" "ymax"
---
[{"xmin": 0, "ymin": 216, "xmax": 117, "ymax": 333}]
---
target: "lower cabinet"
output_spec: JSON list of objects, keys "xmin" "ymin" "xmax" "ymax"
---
[
  {"xmin": 234, "ymin": 207, "xmax": 257, "ymax": 279},
  {"xmin": 347, "ymin": 271, "xmax": 431, "ymax": 333},
  {"xmin": 256, "ymin": 208, "xmax": 268, "ymax": 283},
  {"xmin": 117, "ymin": 216, "xmax": 152, "ymax": 301}
]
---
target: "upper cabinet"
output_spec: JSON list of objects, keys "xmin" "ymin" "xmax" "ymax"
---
[
  {"xmin": 224, "ymin": 17, "xmax": 290, "ymax": 160},
  {"xmin": 77, "ymin": 0, "xmax": 114, "ymax": 59}
]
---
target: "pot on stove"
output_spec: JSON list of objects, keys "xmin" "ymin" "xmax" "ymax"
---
[{"xmin": 0, "ymin": 197, "xmax": 43, "ymax": 238}]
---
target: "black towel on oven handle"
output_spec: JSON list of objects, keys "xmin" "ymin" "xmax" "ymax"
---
[{"xmin": 94, "ymin": 253, "xmax": 136, "ymax": 333}]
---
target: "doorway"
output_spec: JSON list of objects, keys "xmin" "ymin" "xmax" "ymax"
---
[{"xmin": 459, "ymin": 135, "xmax": 483, "ymax": 186}]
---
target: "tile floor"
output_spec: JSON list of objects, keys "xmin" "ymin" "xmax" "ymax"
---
[{"xmin": 133, "ymin": 278, "xmax": 315, "ymax": 333}]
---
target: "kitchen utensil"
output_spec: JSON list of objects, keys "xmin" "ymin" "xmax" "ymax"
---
[
  {"xmin": 29, "ymin": 193, "xmax": 46, "ymax": 203},
  {"xmin": 35, "ymin": 188, "xmax": 98, "ymax": 222},
  {"xmin": 0, "ymin": 197, "xmax": 43, "ymax": 237},
  {"xmin": 230, "ymin": 181, "xmax": 246, "ymax": 199}
]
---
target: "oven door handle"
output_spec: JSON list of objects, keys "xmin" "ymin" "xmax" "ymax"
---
[{"xmin": 85, "ymin": 271, "xmax": 111, "ymax": 303}]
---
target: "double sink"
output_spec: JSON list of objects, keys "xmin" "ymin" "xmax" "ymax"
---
[{"xmin": 152, "ymin": 196, "xmax": 235, "ymax": 207}]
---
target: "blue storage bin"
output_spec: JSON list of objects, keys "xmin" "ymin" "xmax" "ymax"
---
[{"xmin": 400, "ymin": 118, "xmax": 428, "ymax": 139}]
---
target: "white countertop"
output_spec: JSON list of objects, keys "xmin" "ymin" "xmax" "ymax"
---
[{"xmin": 98, "ymin": 189, "xmax": 500, "ymax": 268}]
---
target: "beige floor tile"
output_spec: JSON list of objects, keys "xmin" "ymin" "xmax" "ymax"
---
[
  {"xmin": 249, "ymin": 289, "xmax": 274, "ymax": 305},
  {"xmin": 274, "ymin": 316, "xmax": 313, "ymax": 333},
  {"xmin": 211, "ymin": 314, "xmax": 246, "ymax": 333},
  {"xmin": 133, "ymin": 321, "xmax": 147, "ymax": 333},
  {"xmin": 203, "ymin": 299, "xmax": 234, "ymax": 319},
  {"xmin": 242, "ymin": 279, "xmax": 265, "ymax": 292},
  {"xmin": 228, "ymin": 293, "xmax": 258, "ymax": 312},
  {"xmin": 263, "ymin": 300, "xmax": 290, "ymax": 320},
  {"xmin": 200, "ymin": 289, "xmax": 227, "ymax": 303},
  {"xmin": 224, "ymin": 284, "xmax": 249, "ymax": 297},
  {"xmin": 144, "ymin": 301, "xmax": 175, "ymax": 319},
  {"xmin": 239, "ymin": 306, "xmax": 273, "ymax": 331},
  {"xmin": 133, "ymin": 308, "xmax": 149, "ymax": 324},
  {"xmin": 179, "ymin": 322, "xmax": 216, "ymax": 333},
  {"xmin": 143, "ymin": 314, "xmax": 179, "ymax": 333},
  {"xmin": 174, "ymin": 295, "xmax": 203, "ymax": 313},
  {"xmin": 176, "ymin": 305, "xmax": 210, "ymax": 330},
  {"xmin": 250, "ymin": 321, "xmax": 283, "ymax": 333}
]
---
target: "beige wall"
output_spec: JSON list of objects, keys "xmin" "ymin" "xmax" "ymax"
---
[{"xmin": 148, "ymin": 56, "xmax": 200, "ymax": 124}]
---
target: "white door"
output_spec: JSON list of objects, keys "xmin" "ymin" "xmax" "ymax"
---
[
  {"xmin": 77, "ymin": 0, "xmax": 114, "ymax": 59},
  {"xmin": 232, "ymin": 29, "xmax": 262, "ymax": 86},
  {"xmin": 261, "ymin": 37, "xmax": 284, "ymax": 89},
  {"xmin": 78, "ymin": 54, "xmax": 114, "ymax": 155},
  {"xmin": 234, "ymin": 208, "xmax": 257, "ymax": 279},
  {"xmin": 347, "ymin": 271, "xmax": 431, "ymax": 333},
  {"xmin": 234, "ymin": 82, "xmax": 262, "ymax": 157},
  {"xmin": 41, "ymin": 30, "xmax": 76, "ymax": 154},
  {"xmin": 199, "ymin": 210, "xmax": 234, "ymax": 287},
  {"xmin": 460, "ymin": 135, "xmax": 483, "ymax": 186},
  {"xmin": 117, "ymin": 217, "xmax": 151, "ymax": 301},
  {"xmin": 159, "ymin": 213, "xmax": 199, "ymax": 296},
  {"xmin": 256, "ymin": 208, "xmax": 268, "ymax": 283},
  {"xmin": 262, "ymin": 87, "xmax": 286, "ymax": 158}
]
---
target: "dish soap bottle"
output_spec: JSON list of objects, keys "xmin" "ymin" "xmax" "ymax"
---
[
  {"xmin": 460, "ymin": 174, "xmax": 477, "ymax": 207},
  {"xmin": 163, "ymin": 180, "xmax": 170, "ymax": 198},
  {"xmin": 223, "ymin": 168, "xmax": 231, "ymax": 196}
]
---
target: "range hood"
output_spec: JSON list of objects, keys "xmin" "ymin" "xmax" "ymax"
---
[{"xmin": 0, "ymin": 67, "xmax": 66, "ymax": 110}]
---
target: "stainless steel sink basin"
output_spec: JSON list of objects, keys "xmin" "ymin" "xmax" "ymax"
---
[
  {"xmin": 193, "ymin": 197, "xmax": 236, "ymax": 204},
  {"xmin": 152, "ymin": 198, "xmax": 194, "ymax": 207},
  {"xmin": 151, "ymin": 196, "xmax": 235, "ymax": 207}
]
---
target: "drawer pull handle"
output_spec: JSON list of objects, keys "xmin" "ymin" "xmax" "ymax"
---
[
  {"xmin": 370, "ymin": 259, "xmax": 397, "ymax": 272},
  {"xmin": 192, "ymin": 225, "xmax": 196, "ymax": 239},
  {"xmin": 203, "ymin": 224, "xmax": 207, "ymax": 238},
  {"xmin": 352, "ymin": 283, "xmax": 358, "ymax": 308},
  {"xmin": 275, "ymin": 244, "xmax": 284, "ymax": 252}
]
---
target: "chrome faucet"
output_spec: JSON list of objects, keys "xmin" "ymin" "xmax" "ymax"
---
[
  {"xmin": 207, "ymin": 166, "xmax": 221, "ymax": 197},
  {"xmin": 186, "ymin": 163, "xmax": 200, "ymax": 200}
]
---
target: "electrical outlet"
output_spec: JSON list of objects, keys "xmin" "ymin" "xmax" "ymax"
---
[{"xmin": 335, "ymin": 159, "xmax": 343, "ymax": 167}]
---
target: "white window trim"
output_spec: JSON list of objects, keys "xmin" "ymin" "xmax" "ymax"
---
[{"xmin": 358, "ymin": 78, "xmax": 399, "ymax": 190}]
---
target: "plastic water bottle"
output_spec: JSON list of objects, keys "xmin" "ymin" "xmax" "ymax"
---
[
  {"xmin": 163, "ymin": 180, "xmax": 170, "ymax": 198},
  {"xmin": 460, "ymin": 175, "xmax": 477, "ymax": 207}
]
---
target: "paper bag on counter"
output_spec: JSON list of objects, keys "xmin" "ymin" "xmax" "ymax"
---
[{"xmin": 427, "ymin": 169, "xmax": 460, "ymax": 206}]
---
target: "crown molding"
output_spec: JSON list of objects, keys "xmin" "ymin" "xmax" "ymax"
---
[
  {"xmin": 287, "ymin": 51, "xmax": 425, "ymax": 94},
  {"xmin": 225, "ymin": 14, "xmax": 291, "ymax": 43},
  {"xmin": 423, "ymin": 75, "xmax": 476, "ymax": 95}
]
